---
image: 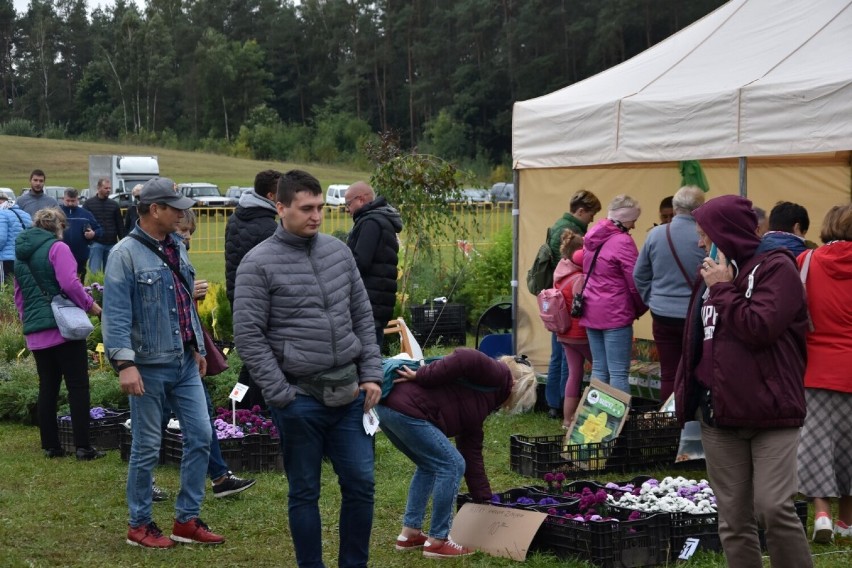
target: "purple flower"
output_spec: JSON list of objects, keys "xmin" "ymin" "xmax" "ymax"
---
[{"xmin": 544, "ymin": 473, "xmax": 555, "ymax": 482}]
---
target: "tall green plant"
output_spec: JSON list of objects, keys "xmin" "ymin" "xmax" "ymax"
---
[{"xmin": 364, "ymin": 131, "xmax": 475, "ymax": 313}]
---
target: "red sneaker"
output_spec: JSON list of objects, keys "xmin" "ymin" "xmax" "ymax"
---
[
  {"xmin": 422, "ymin": 539, "xmax": 473, "ymax": 558},
  {"xmin": 170, "ymin": 517, "xmax": 225, "ymax": 545},
  {"xmin": 126, "ymin": 522, "xmax": 176, "ymax": 548},
  {"xmin": 395, "ymin": 531, "xmax": 428, "ymax": 551}
]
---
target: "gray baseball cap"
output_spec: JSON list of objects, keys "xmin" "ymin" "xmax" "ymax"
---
[{"xmin": 139, "ymin": 177, "xmax": 195, "ymax": 210}]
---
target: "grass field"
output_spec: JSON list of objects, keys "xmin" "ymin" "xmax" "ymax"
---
[
  {"xmin": 0, "ymin": 135, "xmax": 369, "ymax": 194},
  {"xmin": 0, "ymin": 409, "xmax": 849, "ymax": 567}
]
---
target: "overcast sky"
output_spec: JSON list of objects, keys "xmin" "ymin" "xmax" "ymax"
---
[{"xmin": 12, "ymin": 1, "xmax": 144, "ymax": 14}]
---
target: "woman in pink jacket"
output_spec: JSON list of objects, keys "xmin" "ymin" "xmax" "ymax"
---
[{"xmin": 580, "ymin": 195, "xmax": 647, "ymax": 393}]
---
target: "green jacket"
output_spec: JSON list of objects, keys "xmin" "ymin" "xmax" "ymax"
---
[
  {"xmin": 548, "ymin": 212, "xmax": 588, "ymax": 260},
  {"xmin": 14, "ymin": 228, "xmax": 61, "ymax": 334}
]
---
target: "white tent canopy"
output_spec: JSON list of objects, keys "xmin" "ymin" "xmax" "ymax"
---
[{"xmin": 513, "ymin": 0, "xmax": 852, "ymax": 168}]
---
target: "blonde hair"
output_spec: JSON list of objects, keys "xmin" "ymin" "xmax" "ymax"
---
[
  {"xmin": 177, "ymin": 208, "xmax": 197, "ymax": 235},
  {"xmin": 820, "ymin": 204, "xmax": 852, "ymax": 243},
  {"xmin": 498, "ymin": 355, "xmax": 538, "ymax": 414},
  {"xmin": 33, "ymin": 207, "xmax": 67, "ymax": 239},
  {"xmin": 559, "ymin": 229, "xmax": 583, "ymax": 260}
]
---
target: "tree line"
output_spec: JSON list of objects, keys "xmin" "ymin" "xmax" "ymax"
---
[{"xmin": 0, "ymin": 0, "xmax": 725, "ymax": 173}]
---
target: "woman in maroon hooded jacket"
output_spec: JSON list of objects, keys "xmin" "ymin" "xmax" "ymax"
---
[
  {"xmin": 377, "ymin": 348, "xmax": 521, "ymax": 559},
  {"xmin": 674, "ymin": 195, "xmax": 812, "ymax": 568}
]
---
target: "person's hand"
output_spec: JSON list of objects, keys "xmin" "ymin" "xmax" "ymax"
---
[
  {"xmin": 701, "ymin": 249, "xmax": 734, "ymax": 287},
  {"xmin": 394, "ymin": 364, "xmax": 417, "ymax": 384},
  {"xmin": 360, "ymin": 381, "xmax": 381, "ymax": 411},
  {"xmin": 88, "ymin": 301, "xmax": 102, "ymax": 317},
  {"xmin": 84, "ymin": 228, "xmax": 95, "ymax": 240},
  {"xmin": 194, "ymin": 349, "xmax": 208, "ymax": 377},
  {"xmin": 193, "ymin": 279, "xmax": 208, "ymax": 301},
  {"xmin": 119, "ymin": 367, "xmax": 145, "ymax": 396}
]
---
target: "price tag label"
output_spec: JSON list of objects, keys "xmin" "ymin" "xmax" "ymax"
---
[
  {"xmin": 229, "ymin": 382, "xmax": 249, "ymax": 402},
  {"xmin": 679, "ymin": 537, "xmax": 700, "ymax": 560}
]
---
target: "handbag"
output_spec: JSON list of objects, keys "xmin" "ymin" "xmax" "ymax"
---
[
  {"xmin": 202, "ymin": 326, "xmax": 229, "ymax": 376},
  {"xmin": 50, "ymin": 293, "xmax": 95, "ymax": 340},
  {"xmin": 24, "ymin": 253, "xmax": 94, "ymax": 341}
]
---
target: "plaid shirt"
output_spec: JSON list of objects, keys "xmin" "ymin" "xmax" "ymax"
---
[{"xmin": 160, "ymin": 235, "xmax": 195, "ymax": 345}]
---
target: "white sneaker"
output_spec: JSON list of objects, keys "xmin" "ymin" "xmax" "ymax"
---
[
  {"xmin": 835, "ymin": 521, "xmax": 851, "ymax": 539},
  {"xmin": 813, "ymin": 515, "xmax": 833, "ymax": 544}
]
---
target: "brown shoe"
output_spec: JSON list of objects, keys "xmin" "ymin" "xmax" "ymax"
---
[
  {"xmin": 170, "ymin": 517, "xmax": 225, "ymax": 545},
  {"xmin": 422, "ymin": 539, "xmax": 473, "ymax": 558},
  {"xmin": 126, "ymin": 522, "xmax": 176, "ymax": 548}
]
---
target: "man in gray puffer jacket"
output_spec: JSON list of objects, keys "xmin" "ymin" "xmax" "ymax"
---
[{"xmin": 233, "ymin": 169, "xmax": 382, "ymax": 568}]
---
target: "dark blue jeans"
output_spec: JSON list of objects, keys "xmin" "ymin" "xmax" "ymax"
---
[
  {"xmin": 545, "ymin": 332, "xmax": 568, "ymax": 409},
  {"xmin": 270, "ymin": 392, "xmax": 375, "ymax": 568}
]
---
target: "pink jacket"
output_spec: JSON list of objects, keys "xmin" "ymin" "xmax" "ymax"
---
[{"xmin": 580, "ymin": 220, "xmax": 647, "ymax": 330}]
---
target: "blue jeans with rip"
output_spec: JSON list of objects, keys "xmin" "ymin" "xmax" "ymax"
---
[
  {"xmin": 87, "ymin": 242, "xmax": 113, "ymax": 275},
  {"xmin": 375, "ymin": 405, "xmax": 466, "ymax": 540},
  {"xmin": 586, "ymin": 326, "xmax": 633, "ymax": 394},
  {"xmin": 127, "ymin": 350, "xmax": 212, "ymax": 527},
  {"xmin": 546, "ymin": 332, "xmax": 568, "ymax": 409},
  {"xmin": 270, "ymin": 392, "xmax": 374, "ymax": 568}
]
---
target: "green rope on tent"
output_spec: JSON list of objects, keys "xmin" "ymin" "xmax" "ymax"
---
[{"xmin": 679, "ymin": 160, "xmax": 710, "ymax": 192}]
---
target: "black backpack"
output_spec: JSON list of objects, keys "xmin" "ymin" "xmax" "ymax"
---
[{"xmin": 526, "ymin": 228, "xmax": 555, "ymax": 295}]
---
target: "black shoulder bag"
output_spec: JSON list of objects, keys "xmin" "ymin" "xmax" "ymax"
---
[{"xmin": 570, "ymin": 243, "xmax": 604, "ymax": 318}]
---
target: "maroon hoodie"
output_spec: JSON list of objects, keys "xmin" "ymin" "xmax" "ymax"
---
[{"xmin": 674, "ymin": 195, "xmax": 808, "ymax": 428}]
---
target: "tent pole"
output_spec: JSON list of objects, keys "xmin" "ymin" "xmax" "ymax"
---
[
  {"xmin": 739, "ymin": 157, "xmax": 748, "ymax": 197},
  {"xmin": 511, "ymin": 169, "xmax": 519, "ymax": 355}
]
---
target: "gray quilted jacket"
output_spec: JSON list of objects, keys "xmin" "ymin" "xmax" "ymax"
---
[{"xmin": 233, "ymin": 225, "xmax": 382, "ymax": 408}]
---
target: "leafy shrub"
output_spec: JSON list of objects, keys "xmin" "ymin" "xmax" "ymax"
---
[
  {"xmin": 42, "ymin": 122, "xmax": 68, "ymax": 140},
  {"xmin": 0, "ymin": 118, "xmax": 36, "ymax": 137},
  {"xmin": 453, "ymin": 225, "xmax": 513, "ymax": 324}
]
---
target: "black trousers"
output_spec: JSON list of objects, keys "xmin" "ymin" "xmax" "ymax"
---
[{"xmin": 32, "ymin": 339, "xmax": 91, "ymax": 450}]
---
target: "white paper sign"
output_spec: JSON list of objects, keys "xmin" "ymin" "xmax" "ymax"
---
[
  {"xmin": 679, "ymin": 537, "xmax": 700, "ymax": 560},
  {"xmin": 363, "ymin": 408, "xmax": 380, "ymax": 436},
  {"xmin": 229, "ymin": 382, "xmax": 249, "ymax": 402}
]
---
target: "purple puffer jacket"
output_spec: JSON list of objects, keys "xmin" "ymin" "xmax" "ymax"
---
[{"xmin": 580, "ymin": 220, "xmax": 647, "ymax": 330}]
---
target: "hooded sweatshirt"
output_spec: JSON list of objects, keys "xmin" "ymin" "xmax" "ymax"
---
[
  {"xmin": 224, "ymin": 190, "xmax": 278, "ymax": 306},
  {"xmin": 580, "ymin": 219, "xmax": 647, "ymax": 330},
  {"xmin": 674, "ymin": 195, "xmax": 808, "ymax": 428},
  {"xmin": 798, "ymin": 241, "xmax": 852, "ymax": 393}
]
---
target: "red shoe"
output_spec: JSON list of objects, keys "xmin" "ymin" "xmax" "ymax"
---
[
  {"xmin": 395, "ymin": 531, "xmax": 428, "ymax": 551},
  {"xmin": 170, "ymin": 517, "xmax": 225, "ymax": 545},
  {"xmin": 126, "ymin": 522, "xmax": 176, "ymax": 548},
  {"xmin": 422, "ymin": 539, "xmax": 473, "ymax": 558}
]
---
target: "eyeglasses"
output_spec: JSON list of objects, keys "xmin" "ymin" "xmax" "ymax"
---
[{"xmin": 345, "ymin": 196, "xmax": 362, "ymax": 209}]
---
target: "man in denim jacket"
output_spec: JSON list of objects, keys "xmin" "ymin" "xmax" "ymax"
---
[{"xmin": 103, "ymin": 177, "xmax": 225, "ymax": 549}]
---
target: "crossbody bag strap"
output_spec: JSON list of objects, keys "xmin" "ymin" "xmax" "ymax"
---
[
  {"xmin": 800, "ymin": 249, "xmax": 815, "ymax": 332},
  {"xmin": 11, "ymin": 209, "xmax": 27, "ymax": 230},
  {"xmin": 666, "ymin": 223, "xmax": 694, "ymax": 288},
  {"xmin": 578, "ymin": 243, "xmax": 605, "ymax": 295},
  {"xmin": 128, "ymin": 233, "xmax": 192, "ymax": 294}
]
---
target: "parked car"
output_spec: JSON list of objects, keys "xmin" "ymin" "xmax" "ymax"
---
[
  {"xmin": 225, "ymin": 186, "xmax": 253, "ymax": 206},
  {"xmin": 490, "ymin": 182, "xmax": 514, "ymax": 202},
  {"xmin": 0, "ymin": 187, "xmax": 15, "ymax": 204},
  {"xmin": 326, "ymin": 184, "xmax": 349, "ymax": 207},
  {"xmin": 109, "ymin": 190, "xmax": 135, "ymax": 209},
  {"xmin": 176, "ymin": 183, "xmax": 229, "ymax": 207},
  {"xmin": 452, "ymin": 188, "xmax": 490, "ymax": 205},
  {"xmin": 44, "ymin": 186, "xmax": 73, "ymax": 200},
  {"xmin": 79, "ymin": 188, "xmax": 98, "ymax": 204}
]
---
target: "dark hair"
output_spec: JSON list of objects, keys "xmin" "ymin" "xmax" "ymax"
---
[
  {"xmin": 255, "ymin": 169, "xmax": 282, "ymax": 198},
  {"xmin": 769, "ymin": 201, "xmax": 809, "ymax": 234},
  {"xmin": 569, "ymin": 189, "xmax": 602, "ymax": 215},
  {"xmin": 97, "ymin": 178, "xmax": 110, "ymax": 189},
  {"xmin": 277, "ymin": 169, "xmax": 322, "ymax": 205},
  {"xmin": 659, "ymin": 196, "xmax": 673, "ymax": 210},
  {"xmin": 137, "ymin": 202, "xmax": 153, "ymax": 215},
  {"xmin": 30, "ymin": 169, "xmax": 45, "ymax": 179},
  {"xmin": 64, "ymin": 188, "xmax": 78, "ymax": 199},
  {"xmin": 819, "ymin": 204, "xmax": 852, "ymax": 243}
]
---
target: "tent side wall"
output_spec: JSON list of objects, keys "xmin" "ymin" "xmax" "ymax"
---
[{"xmin": 517, "ymin": 156, "xmax": 851, "ymax": 370}]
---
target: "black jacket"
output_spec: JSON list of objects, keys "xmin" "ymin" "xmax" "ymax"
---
[
  {"xmin": 225, "ymin": 191, "xmax": 278, "ymax": 306},
  {"xmin": 84, "ymin": 195, "xmax": 125, "ymax": 245},
  {"xmin": 346, "ymin": 196, "xmax": 403, "ymax": 326}
]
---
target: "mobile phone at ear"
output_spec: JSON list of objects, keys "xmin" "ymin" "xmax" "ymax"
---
[{"xmin": 709, "ymin": 243, "xmax": 718, "ymax": 262}]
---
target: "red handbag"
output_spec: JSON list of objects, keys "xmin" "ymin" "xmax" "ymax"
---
[{"xmin": 202, "ymin": 326, "xmax": 229, "ymax": 376}]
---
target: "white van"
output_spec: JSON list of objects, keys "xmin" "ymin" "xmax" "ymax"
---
[{"xmin": 326, "ymin": 184, "xmax": 349, "ymax": 207}]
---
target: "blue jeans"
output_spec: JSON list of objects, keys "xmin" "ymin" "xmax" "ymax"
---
[
  {"xmin": 375, "ymin": 405, "xmax": 465, "ymax": 540},
  {"xmin": 546, "ymin": 332, "xmax": 568, "ymax": 409},
  {"xmin": 586, "ymin": 326, "xmax": 633, "ymax": 394},
  {"xmin": 87, "ymin": 242, "xmax": 113, "ymax": 275},
  {"xmin": 270, "ymin": 392, "xmax": 374, "ymax": 568},
  {"xmin": 127, "ymin": 350, "xmax": 212, "ymax": 527},
  {"xmin": 203, "ymin": 385, "xmax": 229, "ymax": 480}
]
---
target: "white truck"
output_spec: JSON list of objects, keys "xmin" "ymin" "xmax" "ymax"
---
[{"xmin": 88, "ymin": 155, "xmax": 160, "ymax": 207}]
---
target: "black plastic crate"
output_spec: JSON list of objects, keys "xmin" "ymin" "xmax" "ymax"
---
[
  {"xmin": 510, "ymin": 434, "xmax": 622, "ymax": 479},
  {"xmin": 57, "ymin": 408, "xmax": 129, "ymax": 453},
  {"xmin": 243, "ymin": 433, "xmax": 283, "ymax": 472},
  {"xmin": 757, "ymin": 500, "xmax": 808, "ymax": 551},
  {"xmin": 457, "ymin": 487, "xmax": 576, "ymax": 512},
  {"xmin": 409, "ymin": 302, "xmax": 466, "ymax": 347},
  {"xmin": 618, "ymin": 410, "xmax": 681, "ymax": 471},
  {"xmin": 533, "ymin": 507, "xmax": 671, "ymax": 568},
  {"xmin": 162, "ymin": 429, "xmax": 185, "ymax": 466}
]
